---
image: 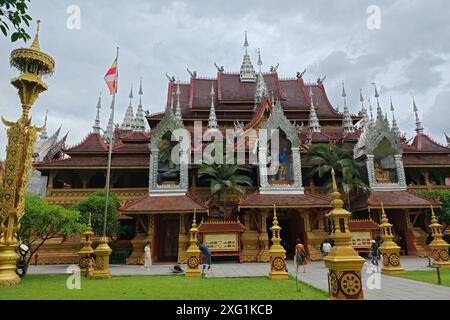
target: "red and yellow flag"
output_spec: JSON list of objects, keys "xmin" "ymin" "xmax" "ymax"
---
[{"xmin": 104, "ymin": 59, "xmax": 118, "ymax": 95}]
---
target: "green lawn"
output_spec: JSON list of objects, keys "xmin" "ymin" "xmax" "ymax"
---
[
  {"xmin": 395, "ymin": 268, "xmax": 450, "ymax": 287},
  {"xmin": 0, "ymin": 275, "xmax": 328, "ymax": 300}
]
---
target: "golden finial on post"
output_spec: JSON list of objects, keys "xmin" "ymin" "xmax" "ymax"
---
[
  {"xmin": 31, "ymin": 19, "xmax": 41, "ymax": 50},
  {"xmin": 428, "ymin": 205, "xmax": 450, "ymax": 267},
  {"xmin": 185, "ymin": 209, "xmax": 201, "ymax": 277},
  {"xmin": 378, "ymin": 202, "xmax": 404, "ymax": 274}
]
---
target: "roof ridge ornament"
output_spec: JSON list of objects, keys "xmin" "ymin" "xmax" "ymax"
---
[
  {"xmin": 372, "ymin": 82, "xmax": 383, "ymax": 122},
  {"xmin": 308, "ymin": 86, "xmax": 321, "ymax": 133},
  {"xmin": 413, "ymin": 97, "xmax": 423, "ymax": 134},
  {"xmin": 239, "ymin": 31, "xmax": 256, "ymax": 82},
  {"xmin": 207, "ymin": 83, "xmax": 218, "ymax": 130},
  {"xmin": 133, "ymin": 77, "xmax": 146, "ymax": 132},
  {"xmin": 39, "ymin": 109, "xmax": 49, "ymax": 139},
  {"xmin": 390, "ymin": 97, "xmax": 400, "ymax": 136},
  {"xmin": 93, "ymin": 93, "xmax": 102, "ymax": 133},
  {"xmin": 175, "ymin": 82, "xmax": 183, "ymax": 124},
  {"xmin": 341, "ymin": 81, "xmax": 354, "ymax": 133}
]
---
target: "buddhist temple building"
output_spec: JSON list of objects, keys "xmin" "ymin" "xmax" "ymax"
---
[{"xmin": 33, "ymin": 34, "xmax": 449, "ymax": 264}]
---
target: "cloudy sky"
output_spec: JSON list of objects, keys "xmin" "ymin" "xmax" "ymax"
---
[{"xmin": 0, "ymin": 0, "xmax": 449, "ymax": 158}]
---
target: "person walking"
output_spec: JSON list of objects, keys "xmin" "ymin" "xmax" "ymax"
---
[
  {"xmin": 295, "ymin": 239, "xmax": 308, "ymax": 273},
  {"xmin": 370, "ymin": 240, "xmax": 380, "ymax": 266},
  {"xmin": 143, "ymin": 241, "xmax": 152, "ymax": 271},
  {"xmin": 321, "ymin": 239, "xmax": 332, "ymax": 257},
  {"xmin": 199, "ymin": 241, "xmax": 212, "ymax": 272}
]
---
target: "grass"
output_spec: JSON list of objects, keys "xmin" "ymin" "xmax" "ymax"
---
[
  {"xmin": 0, "ymin": 274, "xmax": 328, "ymax": 300},
  {"xmin": 394, "ymin": 268, "xmax": 450, "ymax": 287}
]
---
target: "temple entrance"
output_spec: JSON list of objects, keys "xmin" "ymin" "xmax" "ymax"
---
[
  {"xmin": 155, "ymin": 214, "xmax": 179, "ymax": 262},
  {"xmin": 267, "ymin": 210, "xmax": 304, "ymax": 259}
]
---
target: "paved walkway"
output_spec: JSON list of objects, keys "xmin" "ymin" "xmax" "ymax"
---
[{"xmin": 28, "ymin": 257, "xmax": 450, "ymax": 300}]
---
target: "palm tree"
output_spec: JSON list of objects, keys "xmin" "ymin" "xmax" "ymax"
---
[
  {"xmin": 305, "ymin": 143, "xmax": 368, "ymax": 210},
  {"xmin": 198, "ymin": 163, "xmax": 254, "ymax": 218}
]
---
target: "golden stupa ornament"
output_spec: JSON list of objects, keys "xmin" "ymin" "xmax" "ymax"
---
[
  {"xmin": 378, "ymin": 202, "xmax": 404, "ymax": 274},
  {"xmin": 78, "ymin": 214, "xmax": 95, "ymax": 276},
  {"xmin": 428, "ymin": 205, "xmax": 450, "ymax": 268},
  {"xmin": 185, "ymin": 209, "xmax": 201, "ymax": 277},
  {"xmin": 0, "ymin": 20, "xmax": 55, "ymax": 286},
  {"xmin": 268, "ymin": 204, "xmax": 288, "ymax": 280},
  {"xmin": 323, "ymin": 169, "xmax": 365, "ymax": 300}
]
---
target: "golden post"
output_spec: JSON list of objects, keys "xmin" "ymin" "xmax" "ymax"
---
[
  {"xmin": 428, "ymin": 205, "xmax": 450, "ymax": 268},
  {"xmin": 185, "ymin": 209, "xmax": 201, "ymax": 277},
  {"xmin": 378, "ymin": 202, "xmax": 404, "ymax": 274},
  {"xmin": 268, "ymin": 204, "xmax": 288, "ymax": 280},
  {"xmin": 0, "ymin": 21, "xmax": 55, "ymax": 286},
  {"xmin": 323, "ymin": 169, "xmax": 365, "ymax": 299},
  {"xmin": 78, "ymin": 213, "xmax": 95, "ymax": 276}
]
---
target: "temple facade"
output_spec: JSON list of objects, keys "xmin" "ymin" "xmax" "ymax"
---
[{"xmin": 33, "ymin": 35, "xmax": 450, "ymax": 264}]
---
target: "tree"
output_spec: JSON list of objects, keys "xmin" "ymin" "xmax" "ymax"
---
[
  {"xmin": 305, "ymin": 143, "xmax": 368, "ymax": 210},
  {"xmin": 198, "ymin": 163, "xmax": 253, "ymax": 218},
  {"xmin": 0, "ymin": 0, "xmax": 32, "ymax": 42},
  {"xmin": 419, "ymin": 190, "xmax": 450, "ymax": 232},
  {"xmin": 71, "ymin": 191, "xmax": 121, "ymax": 238},
  {"xmin": 19, "ymin": 195, "xmax": 84, "ymax": 277}
]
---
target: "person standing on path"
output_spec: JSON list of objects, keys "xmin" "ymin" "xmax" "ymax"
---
[
  {"xmin": 295, "ymin": 239, "xmax": 308, "ymax": 273},
  {"xmin": 199, "ymin": 241, "xmax": 212, "ymax": 271},
  {"xmin": 143, "ymin": 241, "xmax": 152, "ymax": 271}
]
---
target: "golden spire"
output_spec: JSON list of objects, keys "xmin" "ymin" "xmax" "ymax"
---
[
  {"xmin": 330, "ymin": 168, "xmax": 344, "ymax": 210},
  {"xmin": 380, "ymin": 202, "xmax": 389, "ymax": 225},
  {"xmin": 430, "ymin": 205, "xmax": 438, "ymax": 225},
  {"xmin": 192, "ymin": 208, "xmax": 197, "ymax": 228},
  {"xmin": 31, "ymin": 20, "xmax": 41, "ymax": 50}
]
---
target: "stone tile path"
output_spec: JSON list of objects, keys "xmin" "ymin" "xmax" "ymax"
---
[{"xmin": 28, "ymin": 257, "xmax": 450, "ymax": 300}]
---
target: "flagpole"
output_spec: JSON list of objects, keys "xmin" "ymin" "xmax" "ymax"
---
[{"xmin": 102, "ymin": 46, "xmax": 119, "ymax": 238}]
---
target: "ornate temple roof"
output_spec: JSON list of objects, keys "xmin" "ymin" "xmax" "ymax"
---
[
  {"xmin": 366, "ymin": 190, "xmax": 441, "ymax": 209},
  {"xmin": 239, "ymin": 191, "xmax": 331, "ymax": 208},
  {"xmin": 408, "ymin": 133, "xmax": 450, "ymax": 153},
  {"xmin": 119, "ymin": 192, "xmax": 208, "ymax": 214},
  {"xmin": 64, "ymin": 132, "xmax": 109, "ymax": 154}
]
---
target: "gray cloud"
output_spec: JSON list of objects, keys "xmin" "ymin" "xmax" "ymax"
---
[{"xmin": 0, "ymin": 0, "xmax": 449, "ymax": 158}]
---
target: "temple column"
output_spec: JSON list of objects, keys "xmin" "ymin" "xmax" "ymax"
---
[
  {"xmin": 366, "ymin": 155, "xmax": 376, "ymax": 188},
  {"xmin": 394, "ymin": 154, "xmax": 407, "ymax": 187},
  {"xmin": 240, "ymin": 210, "xmax": 270, "ymax": 262},
  {"xmin": 291, "ymin": 147, "xmax": 303, "ymax": 189},
  {"xmin": 258, "ymin": 147, "xmax": 269, "ymax": 187},
  {"xmin": 303, "ymin": 209, "xmax": 329, "ymax": 261},
  {"xmin": 177, "ymin": 214, "xmax": 189, "ymax": 263},
  {"xmin": 46, "ymin": 172, "xmax": 55, "ymax": 197}
]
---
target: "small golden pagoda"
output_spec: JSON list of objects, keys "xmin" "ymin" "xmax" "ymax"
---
[
  {"xmin": 0, "ymin": 20, "xmax": 55, "ymax": 286},
  {"xmin": 78, "ymin": 214, "xmax": 95, "ymax": 276},
  {"xmin": 185, "ymin": 209, "xmax": 201, "ymax": 277},
  {"xmin": 378, "ymin": 202, "xmax": 404, "ymax": 274},
  {"xmin": 268, "ymin": 205, "xmax": 288, "ymax": 280},
  {"xmin": 323, "ymin": 169, "xmax": 365, "ymax": 300},
  {"xmin": 90, "ymin": 236, "xmax": 112, "ymax": 280},
  {"xmin": 428, "ymin": 205, "xmax": 450, "ymax": 268}
]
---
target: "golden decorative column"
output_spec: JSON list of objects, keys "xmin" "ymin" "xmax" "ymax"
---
[
  {"xmin": 268, "ymin": 205, "xmax": 288, "ymax": 280},
  {"xmin": 0, "ymin": 21, "xmax": 55, "ymax": 286},
  {"xmin": 185, "ymin": 210, "xmax": 201, "ymax": 277},
  {"xmin": 428, "ymin": 205, "xmax": 450, "ymax": 268},
  {"xmin": 78, "ymin": 214, "xmax": 94, "ymax": 276},
  {"xmin": 378, "ymin": 202, "xmax": 404, "ymax": 274},
  {"xmin": 324, "ymin": 169, "xmax": 365, "ymax": 300},
  {"xmin": 90, "ymin": 236, "xmax": 112, "ymax": 279}
]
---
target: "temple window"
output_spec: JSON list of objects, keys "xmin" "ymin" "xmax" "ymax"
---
[{"xmin": 156, "ymin": 132, "xmax": 180, "ymax": 186}]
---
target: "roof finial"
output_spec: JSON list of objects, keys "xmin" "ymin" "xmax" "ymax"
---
[
  {"xmin": 254, "ymin": 63, "xmax": 268, "ymax": 107},
  {"xmin": 175, "ymin": 82, "xmax": 183, "ymax": 124},
  {"xmin": 413, "ymin": 97, "xmax": 423, "ymax": 134},
  {"xmin": 390, "ymin": 97, "xmax": 400, "ymax": 136},
  {"xmin": 93, "ymin": 93, "xmax": 102, "ymax": 133},
  {"xmin": 134, "ymin": 77, "xmax": 146, "ymax": 132},
  {"xmin": 240, "ymin": 31, "xmax": 256, "ymax": 82},
  {"xmin": 31, "ymin": 19, "xmax": 41, "ymax": 50},
  {"xmin": 257, "ymin": 48, "xmax": 263, "ymax": 73},
  {"xmin": 372, "ymin": 82, "xmax": 383, "ymax": 121},
  {"xmin": 39, "ymin": 109, "xmax": 49, "ymax": 139},
  {"xmin": 341, "ymin": 81, "xmax": 354, "ymax": 133},
  {"xmin": 207, "ymin": 83, "xmax": 218, "ymax": 130},
  {"xmin": 121, "ymin": 84, "xmax": 135, "ymax": 131},
  {"xmin": 308, "ymin": 86, "xmax": 321, "ymax": 133}
]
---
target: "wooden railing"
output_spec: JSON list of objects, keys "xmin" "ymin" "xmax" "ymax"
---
[{"xmin": 45, "ymin": 188, "xmax": 148, "ymax": 207}]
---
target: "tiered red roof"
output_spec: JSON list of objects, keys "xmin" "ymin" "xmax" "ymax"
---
[
  {"xmin": 119, "ymin": 192, "xmax": 208, "ymax": 214},
  {"xmin": 239, "ymin": 191, "xmax": 331, "ymax": 208},
  {"xmin": 367, "ymin": 190, "xmax": 441, "ymax": 208}
]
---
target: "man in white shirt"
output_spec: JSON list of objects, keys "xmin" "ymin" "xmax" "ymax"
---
[{"xmin": 321, "ymin": 239, "xmax": 332, "ymax": 256}]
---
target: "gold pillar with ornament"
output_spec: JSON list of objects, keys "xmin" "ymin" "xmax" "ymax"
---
[
  {"xmin": 0, "ymin": 21, "xmax": 55, "ymax": 286},
  {"xmin": 378, "ymin": 202, "xmax": 404, "ymax": 274},
  {"xmin": 268, "ymin": 205, "xmax": 288, "ymax": 280},
  {"xmin": 428, "ymin": 205, "xmax": 450, "ymax": 268},
  {"xmin": 78, "ymin": 214, "xmax": 95, "ymax": 276},
  {"xmin": 323, "ymin": 169, "xmax": 365, "ymax": 300},
  {"xmin": 90, "ymin": 236, "xmax": 112, "ymax": 279},
  {"xmin": 185, "ymin": 209, "xmax": 201, "ymax": 277}
]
